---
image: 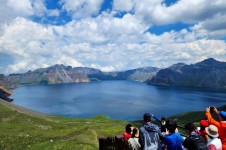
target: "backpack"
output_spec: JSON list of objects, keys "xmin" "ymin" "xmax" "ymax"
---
[
  {"xmin": 140, "ymin": 126, "xmax": 162, "ymax": 150},
  {"xmin": 188, "ymin": 135, "xmax": 208, "ymax": 150}
]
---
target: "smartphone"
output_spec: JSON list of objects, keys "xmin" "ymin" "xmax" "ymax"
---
[{"xmin": 210, "ymin": 106, "xmax": 215, "ymax": 113}]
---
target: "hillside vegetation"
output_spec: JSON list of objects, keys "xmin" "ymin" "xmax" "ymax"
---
[
  {"xmin": 0, "ymin": 100, "xmax": 128, "ymax": 150},
  {"xmin": 0, "ymin": 99, "xmax": 226, "ymax": 150}
]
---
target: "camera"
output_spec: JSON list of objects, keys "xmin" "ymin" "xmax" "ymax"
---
[{"xmin": 210, "ymin": 106, "xmax": 215, "ymax": 113}]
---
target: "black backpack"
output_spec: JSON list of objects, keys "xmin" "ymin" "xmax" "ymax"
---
[{"xmin": 188, "ymin": 135, "xmax": 208, "ymax": 150}]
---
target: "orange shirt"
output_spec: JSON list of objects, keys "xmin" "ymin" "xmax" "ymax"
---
[{"xmin": 206, "ymin": 111, "xmax": 226, "ymax": 150}]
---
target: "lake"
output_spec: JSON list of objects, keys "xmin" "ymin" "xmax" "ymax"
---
[{"xmin": 11, "ymin": 80, "xmax": 226, "ymax": 121}]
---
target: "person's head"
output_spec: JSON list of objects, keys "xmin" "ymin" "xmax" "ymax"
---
[
  {"xmin": 205, "ymin": 125, "xmax": 219, "ymax": 139},
  {"xmin": 199, "ymin": 119, "xmax": 209, "ymax": 130},
  {"xmin": 143, "ymin": 113, "xmax": 152, "ymax": 123},
  {"xmin": 125, "ymin": 124, "xmax": 132, "ymax": 134},
  {"xmin": 219, "ymin": 111, "xmax": 226, "ymax": 121},
  {"xmin": 132, "ymin": 127, "xmax": 139, "ymax": 138},
  {"xmin": 165, "ymin": 119, "xmax": 177, "ymax": 133},
  {"xmin": 185, "ymin": 123, "xmax": 196, "ymax": 134},
  {"xmin": 161, "ymin": 117, "xmax": 166, "ymax": 122}
]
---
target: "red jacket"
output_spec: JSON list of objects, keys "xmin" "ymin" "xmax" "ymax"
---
[
  {"xmin": 199, "ymin": 130, "xmax": 208, "ymax": 143},
  {"xmin": 122, "ymin": 132, "xmax": 131, "ymax": 141},
  {"xmin": 206, "ymin": 111, "xmax": 226, "ymax": 150}
]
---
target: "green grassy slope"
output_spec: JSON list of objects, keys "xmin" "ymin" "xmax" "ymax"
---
[
  {"xmin": 0, "ymin": 104, "xmax": 129, "ymax": 150},
  {"xmin": 1, "ymin": 102, "xmax": 226, "ymax": 150}
]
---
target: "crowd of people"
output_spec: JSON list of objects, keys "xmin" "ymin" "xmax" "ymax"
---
[{"xmin": 122, "ymin": 106, "xmax": 226, "ymax": 150}]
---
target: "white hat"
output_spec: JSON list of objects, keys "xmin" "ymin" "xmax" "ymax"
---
[{"xmin": 205, "ymin": 125, "xmax": 219, "ymax": 138}]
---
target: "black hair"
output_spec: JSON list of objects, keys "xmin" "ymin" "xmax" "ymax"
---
[
  {"xmin": 125, "ymin": 124, "xmax": 132, "ymax": 134},
  {"xmin": 184, "ymin": 123, "xmax": 195, "ymax": 132},
  {"xmin": 165, "ymin": 119, "xmax": 177, "ymax": 133},
  {"xmin": 132, "ymin": 128, "xmax": 138, "ymax": 138},
  {"xmin": 161, "ymin": 117, "xmax": 166, "ymax": 121}
]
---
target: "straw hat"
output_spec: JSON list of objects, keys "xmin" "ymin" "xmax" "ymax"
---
[{"xmin": 205, "ymin": 125, "xmax": 219, "ymax": 138}]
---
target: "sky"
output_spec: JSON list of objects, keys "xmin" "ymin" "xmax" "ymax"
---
[{"xmin": 0, "ymin": 0, "xmax": 226, "ymax": 75}]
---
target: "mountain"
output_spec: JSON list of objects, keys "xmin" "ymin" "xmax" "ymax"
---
[
  {"xmin": 5, "ymin": 65, "xmax": 159, "ymax": 86},
  {"xmin": 0, "ymin": 74, "xmax": 17, "ymax": 88},
  {"xmin": 7, "ymin": 64, "xmax": 102, "ymax": 85},
  {"xmin": 1, "ymin": 58, "xmax": 226, "ymax": 90},
  {"xmin": 147, "ymin": 58, "xmax": 226, "ymax": 89},
  {"xmin": 88, "ymin": 67, "xmax": 159, "ymax": 82}
]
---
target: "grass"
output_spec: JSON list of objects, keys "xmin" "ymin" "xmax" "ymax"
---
[
  {"xmin": 0, "ymin": 104, "xmax": 128, "ymax": 150},
  {"xmin": 0, "ymin": 102, "xmax": 226, "ymax": 150}
]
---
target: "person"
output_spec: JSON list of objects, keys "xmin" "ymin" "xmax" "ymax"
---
[
  {"xmin": 160, "ymin": 117, "xmax": 167, "ymax": 133},
  {"xmin": 128, "ymin": 127, "xmax": 141, "ymax": 150},
  {"xmin": 163, "ymin": 119, "xmax": 183, "ymax": 150},
  {"xmin": 183, "ymin": 122, "xmax": 207, "ymax": 150},
  {"xmin": 152, "ymin": 115, "xmax": 167, "ymax": 135},
  {"xmin": 206, "ymin": 107, "xmax": 226, "ymax": 150},
  {"xmin": 198, "ymin": 119, "xmax": 209, "ymax": 143},
  {"xmin": 139, "ymin": 113, "xmax": 162, "ymax": 150},
  {"xmin": 122, "ymin": 123, "xmax": 133, "ymax": 141},
  {"xmin": 205, "ymin": 124, "xmax": 222, "ymax": 150}
]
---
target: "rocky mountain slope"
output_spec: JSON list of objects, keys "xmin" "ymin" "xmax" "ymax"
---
[
  {"xmin": 4, "ymin": 65, "xmax": 159, "ymax": 86},
  {"xmin": 147, "ymin": 58, "xmax": 226, "ymax": 89}
]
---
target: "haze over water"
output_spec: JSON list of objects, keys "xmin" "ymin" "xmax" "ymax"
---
[{"xmin": 11, "ymin": 81, "xmax": 226, "ymax": 120}]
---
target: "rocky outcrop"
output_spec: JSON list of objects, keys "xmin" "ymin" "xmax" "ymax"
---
[
  {"xmin": 7, "ymin": 65, "xmax": 102, "ymax": 85},
  {"xmin": 0, "ymin": 86, "xmax": 13, "ymax": 102},
  {"xmin": 0, "ymin": 74, "xmax": 17, "ymax": 88},
  {"xmin": 147, "ymin": 58, "xmax": 226, "ymax": 89}
]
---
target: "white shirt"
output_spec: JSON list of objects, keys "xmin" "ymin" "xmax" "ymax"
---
[
  {"xmin": 207, "ymin": 137, "xmax": 222, "ymax": 150},
  {"xmin": 128, "ymin": 137, "xmax": 141, "ymax": 150}
]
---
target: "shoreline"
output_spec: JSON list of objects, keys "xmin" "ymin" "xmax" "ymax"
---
[{"xmin": 0, "ymin": 98, "xmax": 50, "ymax": 119}]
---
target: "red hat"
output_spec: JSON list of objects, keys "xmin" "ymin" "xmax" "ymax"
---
[{"xmin": 200, "ymin": 120, "xmax": 209, "ymax": 127}]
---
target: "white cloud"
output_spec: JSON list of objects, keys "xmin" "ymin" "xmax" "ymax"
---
[
  {"xmin": 7, "ymin": 0, "xmax": 33, "ymax": 16},
  {"xmin": 113, "ymin": 0, "xmax": 135, "ymax": 12},
  {"xmin": 0, "ymin": 0, "xmax": 60, "ymax": 24},
  {"xmin": 48, "ymin": 9, "xmax": 60, "ymax": 17},
  {"xmin": 0, "ymin": 0, "xmax": 226, "ymax": 75},
  {"xmin": 0, "ymin": 0, "xmax": 33, "ymax": 22},
  {"xmin": 60, "ymin": 0, "xmax": 104, "ymax": 19},
  {"xmin": 112, "ymin": 0, "xmax": 226, "ymax": 38}
]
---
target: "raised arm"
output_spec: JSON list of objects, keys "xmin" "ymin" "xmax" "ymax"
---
[{"xmin": 205, "ymin": 107, "xmax": 220, "ymax": 128}]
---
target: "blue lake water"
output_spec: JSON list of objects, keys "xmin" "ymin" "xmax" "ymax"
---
[{"xmin": 11, "ymin": 80, "xmax": 226, "ymax": 120}]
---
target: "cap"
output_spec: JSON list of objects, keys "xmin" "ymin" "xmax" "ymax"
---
[
  {"xmin": 200, "ymin": 120, "xmax": 209, "ymax": 127},
  {"xmin": 143, "ymin": 113, "xmax": 152, "ymax": 121},
  {"xmin": 219, "ymin": 111, "xmax": 226, "ymax": 120}
]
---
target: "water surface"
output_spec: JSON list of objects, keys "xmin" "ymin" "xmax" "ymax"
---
[{"xmin": 11, "ymin": 81, "xmax": 226, "ymax": 120}]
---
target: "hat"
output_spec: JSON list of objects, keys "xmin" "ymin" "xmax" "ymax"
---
[
  {"xmin": 143, "ymin": 113, "xmax": 152, "ymax": 121},
  {"xmin": 205, "ymin": 125, "xmax": 219, "ymax": 138},
  {"xmin": 200, "ymin": 120, "xmax": 209, "ymax": 127},
  {"xmin": 219, "ymin": 111, "xmax": 226, "ymax": 120}
]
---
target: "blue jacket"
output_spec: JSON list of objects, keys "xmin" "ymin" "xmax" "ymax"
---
[{"xmin": 163, "ymin": 133, "xmax": 183, "ymax": 150}]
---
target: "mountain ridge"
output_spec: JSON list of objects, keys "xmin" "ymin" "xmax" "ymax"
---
[
  {"xmin": 1, "ymin": 58, "xmax": 226, "ymax": 91},
  {"xmin": 5, "ymin": 65, "xmax": 159, "ymax": 87},
  {"xmin": 147, "ymin": 58, "xmax": 226, "ymax": 89}
]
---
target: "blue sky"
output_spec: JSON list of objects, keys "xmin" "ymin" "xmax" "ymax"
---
[{"xmin": 0, "ymin": 0, "xmax": 226, "ymax": 74}]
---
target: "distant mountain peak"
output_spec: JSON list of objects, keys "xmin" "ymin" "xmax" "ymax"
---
[
  {"xmin": 197, "ymin": 58, "xmax": 219, "ymax": 65},
  {"xmin": 169, "ymin": 63, "xmax": 186, "ymax": 71},
  {"xmin": 202, "ymin": 58, "xmax": 217, "ymax": 62}
]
